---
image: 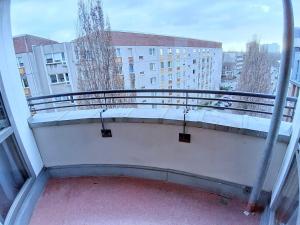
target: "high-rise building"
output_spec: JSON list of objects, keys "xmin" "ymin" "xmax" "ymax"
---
[{"xmin": 261, "ymin": 43, "xmax": 280, "ymax": 54}]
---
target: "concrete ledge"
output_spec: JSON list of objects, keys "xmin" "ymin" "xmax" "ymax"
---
[
  {"xmin": 28, "ymin": 108, "xmax": 292, "ymax": 143},
  {"xmin": 48, "ymin": 164, "xmax": 270, "ymax": 205}
]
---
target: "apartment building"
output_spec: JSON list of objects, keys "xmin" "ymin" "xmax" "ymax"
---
[
  {"xmin": 31, "ymin": 42, "xmax": 78, "ymax": 100},
  {"xmin": 111, "ymin": 32, "xmax": 222, "ymax": 106},
  {"xmin": 13, "ymin": 35, "xmax": 58, "ymax": 97},
  {"xmin": 261, "ymin": 43, "xmax": 280, "ymax": 54},
  {"xmin": 13, "ymin": 35, "xmax": 78, "ymax": 101},
  {"xmin": 13, "ymin": 32, "xmax": 222, "ymax": 108},
  {"xmin": 289, "ymin": 27, "xmax": 300, "ymax": 97},
  {"xmin": 222, "ymin": 52, "xmax": 244, "ymax": 79}
]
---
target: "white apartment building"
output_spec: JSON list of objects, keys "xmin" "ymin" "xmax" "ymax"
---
[
  {"xmin": 13, "ymin": 35, "xmax": 78, "ymax": 100},
  {"xmin": 14, "ymin": 32, "xmax": 222, "ymax": 108},
  {"xmin": 112, "ymin": 32, "xmax": 222, "ymax": 106}
]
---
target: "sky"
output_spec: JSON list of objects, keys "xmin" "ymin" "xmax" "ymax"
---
[{"xmin": 11, "ymin": 0, "xmax": 300, "ymax": 51}]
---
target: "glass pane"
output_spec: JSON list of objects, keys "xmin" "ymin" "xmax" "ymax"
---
[
  {"xmin": 50, "ymin": 75, "xmax": 57, "ymax": 83},
  {"xmin": 57, "ymin": 74, "xmax": 65, "ymax": 82},
  {"xmin": 0, "ymin": 95, "xmax": 9, "ymax": 131},
  {"xmin": 275, "ymin": 156, "xmax": 299, "ymax": 225},
  {"xmin": 0, "ymin": 135, "xmax": 28, "ymax": 221},
  {"xmin": 53, "ymin": 53, "xmax": 62, "ymax": 62}
]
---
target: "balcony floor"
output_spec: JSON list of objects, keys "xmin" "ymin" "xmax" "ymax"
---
[{"xmin": 29, "ymin": 176, "xmax": 260, "ymax": 225}]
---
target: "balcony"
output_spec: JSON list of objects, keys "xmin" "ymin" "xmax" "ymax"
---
[
  {"xmin": 0, "ymin": 1, "xmax": 299, "ymax": 225},
  {"xmin": 23, "ymin": 89, "xmax": 296, "ymax": 224}
]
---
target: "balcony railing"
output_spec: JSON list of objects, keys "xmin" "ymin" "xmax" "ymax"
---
[{"xmin": 27, "ymin": 89, "xmax": 298, "ymax": 120}]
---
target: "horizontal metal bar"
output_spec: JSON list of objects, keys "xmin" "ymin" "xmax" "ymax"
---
[
  {"xmin": 29, "ymin": 95, "xmax": 294, "ymax": 110},
  {"xmin": 30, "ymin": 101, "xmax": 293, "ymax": 118},
  {"xmin": 27, "ymin": 89, "xmax": 298, "ymax": 102}
]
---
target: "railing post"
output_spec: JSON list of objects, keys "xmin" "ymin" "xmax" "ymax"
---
[
  {"xmin": 246, "ymin": 0, "xmax": 294, "ymax": 213},
  {"xmin": 185, "ymin": 92, "xmax": 188, "ymax": 110},
  {"xmin": 104, "ymin": 92, "xmax": 107, "ymax": 109}
]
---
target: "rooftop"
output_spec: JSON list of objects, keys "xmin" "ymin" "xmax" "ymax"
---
[
  {"xmin": 110, "ymin": 31, "xmax": 222, "ymax": 48},
  {"xmin": 13, "ymin": 34, "xmax": 58, "ymax": 54}
]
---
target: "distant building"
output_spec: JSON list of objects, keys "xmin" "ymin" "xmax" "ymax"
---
[
  {"xmin": 261, "ymin": 43, "xmax": 280, "ymax": 54},
  {"xmin": 289, "ymin": 27, "xmax": 300, "ymax": 97},
  {"xmin": 222, "ymin": 52, "xmax": 244, "ymax": 79}
]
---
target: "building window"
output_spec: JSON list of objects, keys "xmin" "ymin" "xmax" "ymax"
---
[
  {"xmin": 116, "ymin": 48, "xmax": 121, "ymax": 57},
  {"xmin": 57, "ymin": 73, "xmax": 65, "ymax": 82},
  {"xmin": 22, "ymin": 77, "xmax": 29, "ymax": 88},
  {"xmin": 129, "ymin": 64, "xmax": 134, "ymax": 73},
  {"xmin": 193, "ymin": 69, "xmax": 195, "ymax": 74},
  {"xmin": 45, "ymin": 53, "xmax": 53, "ymax": 64},
  {"xmin": 49, "ymin": 73, "xmax": 69, "ymax": 84},
  {"xmin": 168, "ymin": 61, "xmax": 172, "ymax": 68},
  {"xmin": 168, "ymin": 74, "xmax": 172, "ymax": 80},
  {"xmin": 45, "ymin": 52, "xmax": 65, "ymax": 64},
  {"xmin": 128, "ymin": 48, "xmax": 133, "ymax": 57},
  {"xmin": 140, "ymin": 71, "xmax": 145, "ymax": 75},
  {"xmin": 150, "ymin": 63, "xmax": 156, "ymax": 71},
  {"xmin": 65, "ymin": 73, "xmax": 69, "ymax": 81},
  {"xmin": 160, "ymin": 62, "xmax": 164, "ymax": 69},
  {"xmin": 150, "ymin": 77, "xmax": 157, "ymax": 85},
  {"xmin": 149, "ymin": 48, "xmax": 155, "ymax": 56},
  {"xmin": 130, "ymin": 73, "xmax": 135, "ymax": 89},
  {"xmin": 117, "ymin": 65, "xmax": 122, "ymax": 74},
  {"xmin": 139, "ymin": 56, "xmax": 144, "ymax": 60},
  {"xmin": 168, "ymin": 48, "xmax": 172, "ymax": 54},
  {"xmin": 176, "ymin": 49, "xmax": 180, "ymax": 54},
  {"xmin": 160, "ymin": 48, "xmax": 164, "ymax": 56},
  {"xmin": 50, "ymin": 74, "xmax": 58, "ymax": 83},
  {"xmin": 16, "ymin": 57, "xmax": 24, "ymax": 67},
  {"xmin": 193, "ymin": 59, "xmax": 196, "ymax": 64}
]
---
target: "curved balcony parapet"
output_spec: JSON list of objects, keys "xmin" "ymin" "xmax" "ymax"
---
[{"xmin": 28, "ymin": 108, "xmax": 292, "ymax": 143}]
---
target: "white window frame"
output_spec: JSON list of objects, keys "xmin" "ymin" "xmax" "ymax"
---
[
  {"xmin": 49, "ymin": 73, "xmax": 70, "ymax": 84},
  {"xmin": 150, "ymin": 63, "xmax": 156, "ymax": 71},
  {"xmin": 160, "ymin": 48, "xmax": 164, "ymax": 56},
  {"xmin": 16, "ymin": 57, "xmax": 24, "ymax": 68},
  {"xmin": 45, "ymin": 52, "xmax": 65, "ymax": 64}
]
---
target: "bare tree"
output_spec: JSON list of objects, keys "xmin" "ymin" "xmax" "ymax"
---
[
  {"xmin": 235, "ymin": 39, "xmax": 272, "ymax": 117},
  {"xmin": 75, "ymin": 0, "xmax": 123, "ymax": 108}
]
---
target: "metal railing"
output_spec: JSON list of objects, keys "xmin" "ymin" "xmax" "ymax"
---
[{"xmin": 27, "ymin": 89, "xmax": 298, "ymax": 120}]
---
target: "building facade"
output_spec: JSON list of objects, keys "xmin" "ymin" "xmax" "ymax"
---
[
  {"xmin": 289, "ymin": 27, "xmax": 300, "ymax": 97},
  {"xmin": 13, "ymin": 35, "xmax": 58, "ymax": 97},
  {"xmin": 222, "ymin": 52, "xmax": 244, "ymax": 79},
  {"xmin": 13, "ymin": 32, "xmax": 222, "ymax": 107},
  {"xmin": 111, "ymin": 32, "xmax": 222, "ymax": 106}
]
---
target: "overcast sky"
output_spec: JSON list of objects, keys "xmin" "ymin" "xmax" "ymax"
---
[{"xmin": 11, "ymin": 0, "xmax": 300, "ymax": 51}]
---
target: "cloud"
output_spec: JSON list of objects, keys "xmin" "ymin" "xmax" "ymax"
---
[{"xmin": 10, "ymin": 0, "xmax": 300, "ymax": 51}]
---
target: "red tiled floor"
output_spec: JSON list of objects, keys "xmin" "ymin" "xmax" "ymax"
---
[{"xmin": 29, "ymin": 177, "xmax": 260, "ymax": 225}]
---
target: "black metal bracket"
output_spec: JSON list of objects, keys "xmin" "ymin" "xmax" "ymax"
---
[
  {"xmin": 100, "ymin": 109, "xmax": 112, "ymax": 138},
  {"xmin": 179, "ymin": 108, "xmax": 191, "ymax": 143}
]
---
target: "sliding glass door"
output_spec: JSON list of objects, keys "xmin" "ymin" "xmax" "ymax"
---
[{"xmin": 0, "ymin": 95, "xmax": 30, "ymax": 223}]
